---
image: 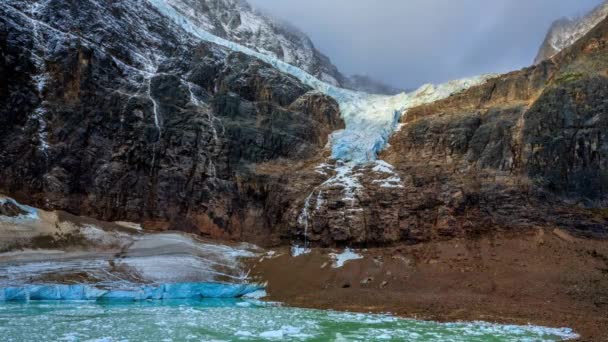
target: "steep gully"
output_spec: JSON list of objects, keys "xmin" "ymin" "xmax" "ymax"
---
[{"xmin": 145, "ymin": 0, "xmax": 492, "ymax": 252}]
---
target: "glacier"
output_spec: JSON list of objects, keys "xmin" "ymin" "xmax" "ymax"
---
[
  {"xmin": 0, "ymin": 283, "xmax": 263, "ymax": 302},
  {"xmin": 146, "ymin": 0, "xmax": 494, "ymax": 164}
]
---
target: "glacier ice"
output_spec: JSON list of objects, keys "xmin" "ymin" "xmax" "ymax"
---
[
  {"xmin": 146, "ymin": 0, "xmax": 494, "ymax": 164},
  {"xmin": 145, "ymin": 0, "xmax": 493, "ymax": 249},
  {"xmin": 0, "ymin": 282, "xmax": 263, "ymax": 302}
]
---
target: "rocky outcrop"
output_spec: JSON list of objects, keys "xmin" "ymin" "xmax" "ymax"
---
[
  {"xmin": 535, "ymin": 0, "xmax": 608, "ymax": 64},
  {"xmin": 0, "ymin": 0, "xmax": 342, "ymax": 244}
]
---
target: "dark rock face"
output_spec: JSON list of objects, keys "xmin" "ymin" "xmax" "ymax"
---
[
  {"xmin": 524, "ymin": 77, "xmax": 608, "ymax": 199},
  {"xmin": 0, "ymin": 0, "xmax": 342, "ymax": 244}
]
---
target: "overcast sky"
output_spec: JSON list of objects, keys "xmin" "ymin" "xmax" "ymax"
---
[{"xmin": 248, "ymin": 0, "xmax": 603, "ymax": 89}]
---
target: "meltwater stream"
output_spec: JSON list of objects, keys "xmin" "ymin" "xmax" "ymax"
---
[{"xmin": 0, "ymin": 300, "xmax": 577, "ymax": 342}]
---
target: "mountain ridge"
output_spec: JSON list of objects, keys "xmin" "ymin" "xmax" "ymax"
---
[
  {"xmin": 534, "ymin": 0, "xmax": 608, "ymax": 64},
  {"xmin": 165, "ymin": 0, "xmax": 403, "ymax": 94}
]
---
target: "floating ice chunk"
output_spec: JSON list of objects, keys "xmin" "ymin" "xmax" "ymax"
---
[
  {"xmin": 242, "ymin": 289, "xmax": 267, "ymax": 299},
  {"xmin": 291, "ymin": 245, "xmax": 311, "ymax": 257},
  {"xmin": 330, "ymin": 248, "xmax": 363, "ymax": 268}
]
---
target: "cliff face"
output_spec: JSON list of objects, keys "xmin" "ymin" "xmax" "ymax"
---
[
  {"xmin": 0, "ymin": 0, "xmax": 343, "ymax": 244},
  {"xmin": 272, "ymin": 18, "xmax": 608, "ymax": 247},
  {"xmin": 1, "ymin": 0, "xmax": 607, "ymax": 248},
  {"xmin": 373, "ymin": 17, "xmax": 608, "ymax": 243},
  {"xmin": 535, "ymin": 1, "xmax": 608, "ymax": 64}
]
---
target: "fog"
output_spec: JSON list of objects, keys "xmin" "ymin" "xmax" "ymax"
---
[{"xmin": 248, "ymin": 0, "xmax": 604, "ymax": 89}]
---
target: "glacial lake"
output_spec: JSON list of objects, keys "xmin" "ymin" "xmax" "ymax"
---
[{"xmin": 0, "ymin": 299, "xmax": 577, "ymax": 341}]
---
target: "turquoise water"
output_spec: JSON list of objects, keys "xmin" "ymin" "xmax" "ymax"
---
[{"xmin": 0, "ymin": 300, "xmax": 577, "ymax": 341}]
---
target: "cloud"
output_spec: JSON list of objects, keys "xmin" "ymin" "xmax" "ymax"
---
[{"xmin": 248, "ymin": 0, "xmax": 603, "ymax": 89}]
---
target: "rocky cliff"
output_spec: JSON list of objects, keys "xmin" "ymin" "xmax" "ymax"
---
[
  {"xmin": 0, "ymin": 0, "xmax": 343, "ymax": 244},
  {"xmin": 279, "ymin": 15, "xmax": 608, "ymax": 247},
  {"xmin": 1, "ymin": 0, "xmax": 607, "ymax": 248},
  {"xmin": 535, "ymin": 0, "xmax": 608, "ymax": 64}
]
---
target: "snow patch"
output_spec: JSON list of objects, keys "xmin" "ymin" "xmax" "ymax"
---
[
  {"xmin": 330, "ymin": 248, "xmax": 363, "ymax": 268},
  {"xmin": 291, "ymin": 245, "xmax": 311, "ymax": 257},
  {"xmin": 0, "ymin": 198, "xmax": 40, "ymax": 222}
]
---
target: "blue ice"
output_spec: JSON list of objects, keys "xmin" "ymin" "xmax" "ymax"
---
[{"xmin": 0, "ymin": 283, "xmax": 264, "ymax": 302}]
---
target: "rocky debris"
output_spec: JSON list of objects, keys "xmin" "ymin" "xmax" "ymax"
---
[
  {"xmin": 360, "ymin": 277, "xmax": 374, "ymax": 285},
  {"xmin": 553, "ymin": 229, "xmax": 576, "ymax": 243}
]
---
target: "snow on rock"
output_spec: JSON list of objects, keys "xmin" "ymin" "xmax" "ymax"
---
[
  {"xmin": 329, "ymin": 248, "xmax": 363, "ymax": 268},
  {"xmin": 163, "ymin": 0, "xmax": 343, "ymax": 86},
  {"xmin": 0, "ymin": 201, "xmax": 260, "ymax": 287},
  {"xmin": 535, "ymin": 1, "xmax": 608, "ymax": 64},
  {"xmin": 291, "ymin": 245, "xmax": 311, "ymax": 257}
]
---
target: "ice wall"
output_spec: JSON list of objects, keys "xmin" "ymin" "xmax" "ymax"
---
[{"xmin": 0, "ymin": 282, "xmax": 263, "ymax": 302}]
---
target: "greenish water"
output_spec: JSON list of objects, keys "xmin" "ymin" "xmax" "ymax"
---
[{"xmin": 0, "ymin": 300, "xmax": 576, "ymax": 341}]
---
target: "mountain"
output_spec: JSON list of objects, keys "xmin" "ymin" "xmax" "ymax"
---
[
  {"xmin": 534, "ymin": 0, "xmax": 608, "ymax": 64},
  {"xmin": 0, "ymin": 0, "xmax": 346, "ymax": 243},
  {"xmin": 164, "ymin": 0, "xmax": 401, "ymax": 94},
  {"xmin": 1, "ymin": 0, "xmax": 607, "ymax": 247}
]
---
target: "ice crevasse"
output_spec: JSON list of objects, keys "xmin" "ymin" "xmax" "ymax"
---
[{"xmin": 147, "ymin": 0, "xmax": 494, "ymax": 164}]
